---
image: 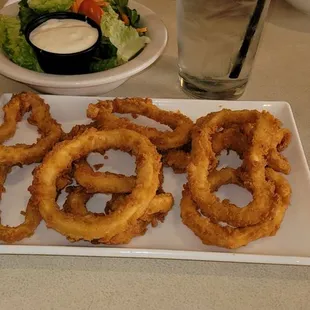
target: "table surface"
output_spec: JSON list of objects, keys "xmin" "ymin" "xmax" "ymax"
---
[{"xmin": 1, "ymin": 0, "xmax": 310, "ymax": 309}]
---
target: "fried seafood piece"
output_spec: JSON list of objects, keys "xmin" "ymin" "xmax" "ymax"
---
[
  {"xmin": 213, "ymin": 125, "xmax": 291, "ymax": 174},
  {"xmin": 73, "ymin": 159, "xmax": 136, "ymax": 194},
  {"xmin": 0, "ymin": 92, "xmax": 63, "ymax": 166},
  {"xmin": 63, "ymin": 186, "xmax": 174, "ymax": 244},
  {"xmin": 62, "ymin": 122, "xmax": 97, "ymax": 141},
  {"xmin": 0, "ymin": 92, "xmax": 65, "ymax": 243},
  {"xmin": 0, "ymin": 165, "xmax": 11, "ymax": 199},
  {"xmin": 181, "ymin": 167, "xmax": 291, "ymax": 249},
  {"xmin": 30, "ymin": 128, "xmax": 163, "ymax": 243},
  {"xmin": 187, "ymin": 109, "xmax": 291, "ymax": 227},
  {"xmin": 0, "ymin": 196, "xmax": 41, "ymax": 243},
  {"xmin": 162, "ymin": 127, "xmax": 249, "ymax": 174},
  {"xmin": 239, "ymin": 123, "xmax": 291, "ymax": 174},
  {"xmin": 162, "ymin": 149, "xmax": 191, "ymax": 174},
  {"xmin": 73, "ymin": 156, "xmax": 165, "ymax": 194},
  {"xmin": 162, "ymin": 121, "xmax": 291, "ymax": 175},
  {"xmin": 64, "ymin": 121, "xmax": 136, "ymax": 194},
  {"xmin": 86, "ymin": 97, "xmax": 194, "ymax": 151},
  {"xmin": 0, "ymin": 165, "xmax": 72, "ymax": 244}
]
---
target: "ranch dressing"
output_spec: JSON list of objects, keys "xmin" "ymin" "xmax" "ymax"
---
[{"xmin": 29, "ymin": 19, "xmax": 99, "ymax": 54}]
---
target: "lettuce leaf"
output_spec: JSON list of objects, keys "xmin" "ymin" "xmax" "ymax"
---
[
  {"xmin": 100, "ymin": 5, "xmax": 149, "ymax": 62},
  {"xmin": 94, "ymin": 36, "xmax": 117, "ymax": 60},
  {"xmin": 27, "ymin": 0, "xmax": 74, "ymax": 13},
  {"xmin": 18, "ymin": 0, "xmax": 39, "ymax": 33},
  {"xmin": 0, "ymin": 15, "xmax": 42, "ymax": 72},
  {"xmin": 89, "ymin": 57, "xmax": 120, "ymax": 72},
  {"xmin": 0, "ymin": 15, "xmax": 8, "ymax": 47},
  {"xmin": 110, "ymin": 0, "xmax": 141, "ymax": 28}
]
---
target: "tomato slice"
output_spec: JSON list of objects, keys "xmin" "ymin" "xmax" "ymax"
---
[
  {"xmin": 78, "ymin": 0, "xmax": 103, "ymax": 25},
  {"xmin": 93, "ymin": 0, "xmax": 108, "ymax": 6}
]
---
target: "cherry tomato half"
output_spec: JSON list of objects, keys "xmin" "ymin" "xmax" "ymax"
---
[{"xmin": 78, "ymin": 0, "xmax": 103, "ymax": 25}]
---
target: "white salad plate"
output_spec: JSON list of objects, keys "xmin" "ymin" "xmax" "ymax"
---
[
  {"xmin": 0, "ymin": 2, "xmax": 167, "ymax": 95},
  {"xmin": 285, "ymin": 0, "xmax": 310, "ymax": 14},
  {"xmin": 0, "ymin": 94, "xmax": 310, "ymax": 266}
]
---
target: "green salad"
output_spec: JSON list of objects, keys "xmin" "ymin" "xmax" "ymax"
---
[{"xmin": 0, "ymin": 0, "xmax": 150, "ymax": 73}]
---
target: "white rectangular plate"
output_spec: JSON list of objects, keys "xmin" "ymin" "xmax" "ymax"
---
[{"xmin": 0, "ymin": 93, "xmax": 309, "ymax": 266}]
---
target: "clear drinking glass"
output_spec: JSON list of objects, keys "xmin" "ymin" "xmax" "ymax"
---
[{"xmin": 177, "ymin": 0, "xmax": 271, "ymax": 100}]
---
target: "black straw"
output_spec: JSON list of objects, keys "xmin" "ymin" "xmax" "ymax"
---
[{"xmin": 229, "ymin": 0, "xmax": 266, "ymax": 79}]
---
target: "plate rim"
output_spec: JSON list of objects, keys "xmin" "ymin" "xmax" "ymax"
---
[{"xmin": 1, "ymin": 245, "xmax": 310, "ymax": 266}]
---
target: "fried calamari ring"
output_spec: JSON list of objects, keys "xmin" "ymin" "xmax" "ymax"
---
[
  {"xmin": 0, "ymin": 166, "xmax": 41, "ymax": 243},
  {"xmin": 240, "ymin": 123, "xmax": 291, "ymax": 174},
  {"xmin": 181, "ymin": 168, "xmax": 291, "ymax": 249},
  {"xmin": 0, "ymin": 92, "xmax": 63, "ymax": 166},
  {"xmin": 201, "ymin": 112, "xmax": 291, "ymax": 174},
  {"xmin": 188, "ymin": 110, "xmax": 285, "ymax": 227},
  {"xmin": 62, "ymin": 122, "xmax": 97, "ymax": 141},
  {"xmin": 64, "ymin": 122, "xmax": 136, "ymax": 194},
  {"xmin": 0, "ymin": 166, "xmax": 11, "ymax": 199},
  {"xmin": 63, "ymin": 186, "xmax": 174, "ymax": 244},
  {"xmin": 62, "ymin": 186, "xmax": 94, "ymax": 215},
  {"xmin": 0, "ymin": 92, "xmax": 64, "ymax": 243},
  {"xmin": 0, "ymin": 166, "xmax": 72, "ymax": 243},
  {"xmin": 0, "ymin": 94, "xmax": 30, "ymax": 143},
  {"xmin": 162, "ymin": 127, "xmax": 249, "ymax": 174},
  {"xmin": 163, "ymin": 122, "xmax": 291, "ymax": 174},
  {"xmin": 30, "ymin": 128, "xmax": 162, "ymax": 242},
  {"xmin": 73, "ymin": 159, "xmax": 136, "ymax": 193},
  {"xmin": 87, "ymin": 97, "xmax": 194, "ymax": 150},
  {"xmin": 97, "ymin": 190, "xmax": 173, "ymax": 244},
  {"xmin": 241, "ymin": 123, "xmax": 291, "ymax": 152},
  {"xmin": 213, "ymin": 126, "xmax": 291, "ymax": 174},
  {"xmin": 162, "ymin": 149, "xmax": 191, "ymax": 174},
  {"xmin": 0, "ymin": 197, "xmax": 41, "ymax": 243},
  {"xmin": 73, "ymin": 154, "xmax": 165, "ymax": 194}
]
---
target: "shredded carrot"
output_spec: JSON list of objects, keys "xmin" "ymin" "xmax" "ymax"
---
[
  {"xmin": 136, "ymin": 27, "xmax": 147, "ymax": 33},
  {"xmin": 71, "ymin": 0, "xmax": 84, "ymax": 12},
  {"xmin": 120, "ymin": 13, "xmax": 130, "ymax": 25}
]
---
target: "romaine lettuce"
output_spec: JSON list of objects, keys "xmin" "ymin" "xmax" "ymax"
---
[
  {"xmin": 18, "ymin": 0, "xmax": 39, "ymax": 33},
  {"xmin": 89, "ymin": 57, "xmax": 120, "ymax": 72},
  {"xmin": 27, "ymin": 0, "xmax": 74, "ymax": 13},
  {"xmin": 100, "ymin": 5, "xmax": 149, "ymax": 62},
  {"xmin": 0, "ymin": 15, "xmax": 42, "ymax": 72}
]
